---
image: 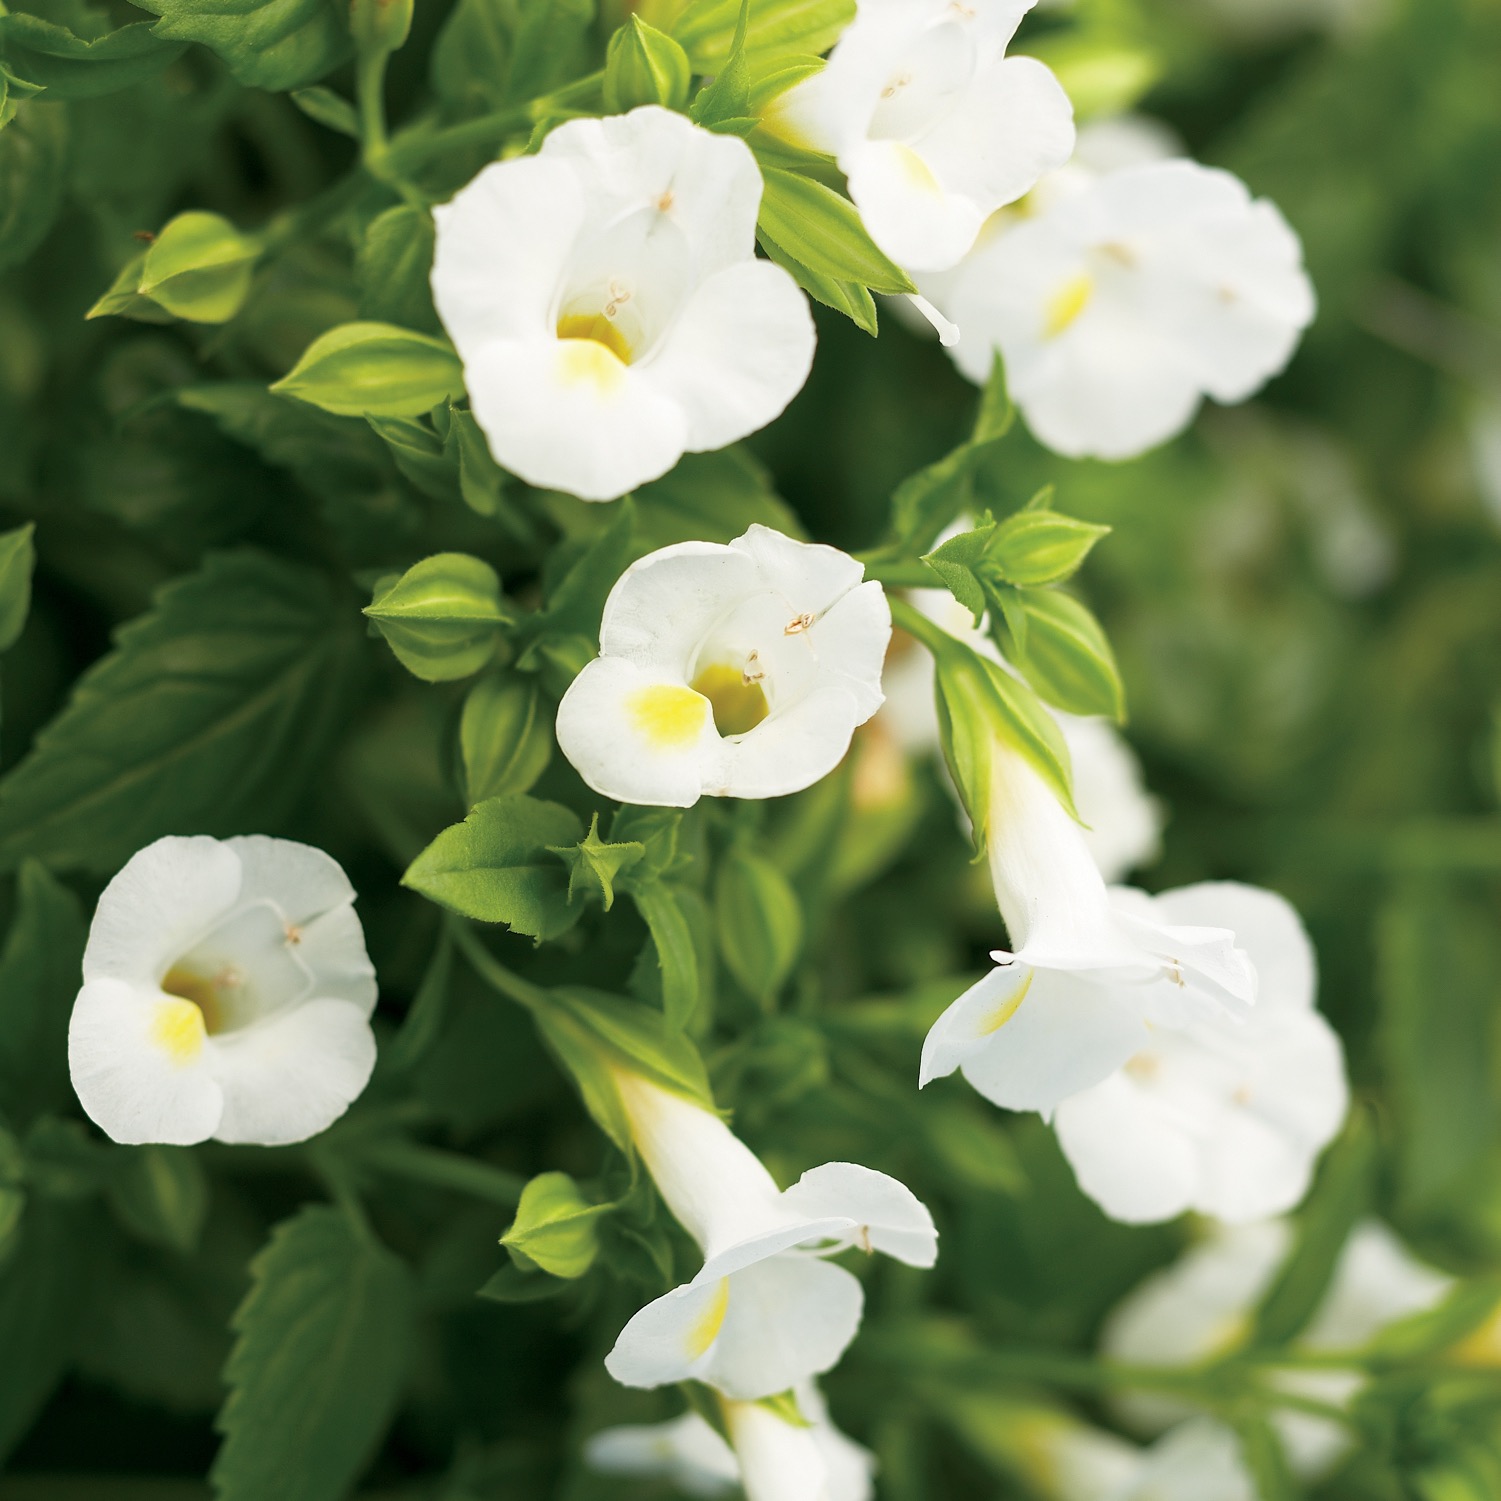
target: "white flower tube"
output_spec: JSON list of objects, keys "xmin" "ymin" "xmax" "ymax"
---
[
  {"xmin": 68, "ymin": 835, "xmax": 377, "ymax": 1147},
  {"xmin": 557, "ymin": 525, "xmax": 890, "ymax": 807},
  {"xmin": 1053, "ymin": 884, "xmax": 1349, "ymax": 1224},
  {"xmin": 584, "ymin": 1412, "xmax": 740, "ymax": 1498},
  {"xmin": 773, "ymin": 0, "xmax": 1075, "ymax": 271},
  {"xmin": 933, "ymin": 158, "xmax": 1316, "ymax": 459},
  {"xmin": 430, "ymin": 106, "xmax": 815, "ymax": 501},
  {"xmin": 1103, "ymin": 1220, "xmax": 1452, "ymax": 1479},
  {"xmin": 603, "ymin": 1070, "xmax": 937, "ymax": 1401},
  {"xmin": 920, "ymin": 738, "xmax": 1255, "ymax": 1116}
]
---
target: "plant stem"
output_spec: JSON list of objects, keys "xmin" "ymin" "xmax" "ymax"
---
[
  {"xmin": 449, "ymin": 917, "xmax": 551, "ymax": 1012},
  {"xmin": 861, "ymin": 559, "xmax": 941, "ymax": 590},
  {"xmin": 359, "ymin": 1139, "xmax": 524, "ymax": 1207},
  {"xmin": 888, "ymin": 594, "xmax": 954, "ymax": 653}
]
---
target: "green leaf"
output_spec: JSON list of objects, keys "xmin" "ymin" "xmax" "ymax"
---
[
  {"xmin": 0, "ymin": 12, "xmax": 184, "ymax": 98},
  {"xmin": 689, "ymin": 0, "xmax": 752, "ymax": 128},
  {"xmin": 449, "ymin": 404, "xmax": 508, "ymax": 518},
  {"xmin": 289, "ymin": 85, "xmax": 359, "ymax": 137},
  {"xmin": 272, "ymin": 322, "xmax": 464, "ymax": 419},
  {"xmin": 0, "ymin": 551, "xmax": 361, "ymax": 875},
  {"xmin": 627, "ymin": 879, "xmax": 700, "ymax": 1030},
  {"xmin": 127, "ymin": 0, "xmax": 352, "ymax": 92},
  {"xmin": 212, "ymin": 1206, "xmax": 414, "ymax": 1501},
  {"xmin": 364, "ymin": 553, "xmax": 511, "ymax": 683},
  {"xmin": 986, "ymin": 511, "xmax": 1111, "ymax": 589},
  {"xmin": 604, "ymin": 15, "xmax": 692, "ymax": 113},
  {"xmin": 356, "ymin": 205, "xmax": 437, "ymax": 334},
  {"xmin": 460, "ymin": 672, "xmax": 553, "ymax": 805},
  {"xmin": 551, "ymin": 813, "xmax": 645, "ymax": 912},
  {"xmin": 105, "ymin": 1146, "xmax": 209, "ymax": 1255},
  {"xmin": 630, "ymin": 448, "xmax": 804, "ymax": 548},
  {"xmin": 501, "ymin": 1171, "xmax": 610, "ymax": 1279},
  {"xmin": 403, "ymin": 794, "xmax": 584, "ymax": 940},
  {"xmin": 0, "ymin": 100, "xmax": 68, "ymax": 270},
  {"xmin": 0, "ymin": 522, "xmax": 36, "ymax": 652},
  {"xmin": 91, "ymin": 210, "xmax": 260, "ymax": 324},
  {"xmin": 757, "ymin": 229, "xmax": 878, "ymax": 335},
  {"xmin": 714, "ymin": 847, "xmax": 802, "ymax": 1005},
  {"xmin": 503, "ymin": 0, "xmax": 593, "ymax": 104},
  {"xmin": 429, "ymin": 0, "xmax": 509, "ymax": 109},
  {"xmin": 0, "ymin": 862, "xmax": 85, "ymax": 1126},
  {"xmin": 1005, "ymin": 589, "xmax": 1126, "ymax": 722},
  {"xmin": 526, "ymin": 498, "xmax": 635, "ymax": 647},
  {"xmin": 0, "ymin": 65, "xmax": 46, "ymax": 132},
  {"xmin": 757, "ymin": 166, "xmax": 915, "ymax": 295},
  {"xmin": 1232, "ymin": 1417, "xmax": 1297, "ymax": 1501},
  {"xmin": 673, "ymin": 0, "xmax": 853, "ymax": 71}
]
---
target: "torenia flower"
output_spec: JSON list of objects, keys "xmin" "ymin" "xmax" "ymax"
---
[
  {"xmin": 603, "ymin": 1069, "xmax": 937, "ymax": 1400},
  {"xmin": 935, "ymin": 158, "xmax": 1316, "ymax": 458},
  {"xmin": 1053, "ymin": 883, "xmax": 1348, "ymax": 1224},
  {"xmin": 430, "ymin": 106, "xmax": 814, "ymax": 501},
  {"xmin": 879, "ymin": 574, "xmax": 1162, "ymax": 879},
  {"xmin": 1103, "ymin": 1219, "xmax": 1451, "ymax": 1479},
  {"xmin": 920, "ymin": 737, "xmax": 1255, "ymax": 1116},
  {"xmin": 557, "ymin": 525, "xmax": 890, "ymax": 807},
  {"xmin": 68, "ymin": 836, "xmax": 377, "ymax": 1147},
  {"xmin": 771, "ymin": 0, "xmax": 1075, "ymax": 271},
  {"xmin": 587, "ymin": 1384, "xmax": 875, "ymax": 1501}
]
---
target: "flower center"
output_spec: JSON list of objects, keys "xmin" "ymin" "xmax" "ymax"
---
[
  {"xmin": 1044, "ymin": 272, "xmax": 1094, "ymax": 339},
  {"xmin": 626, "ymin": 683, "xmax": 709, "ymax": 749},
  {"xmin": 690, "ymin": 661, "xmax": 770, "ymax": 737},
  {"xmin": 161, "ymin": 962, "xmax": 236, "ymax": 1035},
  {"xmin": 555, "ymin": 309, "xmax": 635, "ymax": 365}
]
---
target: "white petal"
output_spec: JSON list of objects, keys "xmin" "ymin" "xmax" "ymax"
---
[
  {"xmin": 541, "ymin": 106, "xmax": 766, "ymax": 276},
  {"xmin": 645, "ymin": 260, "xmax": 815, "ymax": 454},
  {"xmin": 1060, "ymin": 715, "xmax": 1163, "ymax": 881},
  {"xmin": 707, "ymin": 1255, "xmax": 864, "ymax": 1399},
  {"xmin": 725, "ymin": 1399, "xmax": 832, "ymax": 1501},
  {"xmin": 806, "ymin": 580, "xmax": 893, "ymax": 722},
  {"xmin": 210, "ymin": 998, "xmax": 376, "ymax": 1146},
  {"xmin": 556, "ymin": 655, "xmax": 721, "ymax": 807},
  {"xmin": 606, "ymin": 1278, "xmax": 734, "ymax": 1390},
  {"xmin": 730, "ymin": 525, "xmax": 870, "ymax": 617},
  {"xmin": 709, "ymin": 683, "xmax": 865, "ymax": 799},
  {"xmin": 782, "ymin": 1162, "xmax": 938, "ymax": 1267},
  {"xmin": 1301, "ymin": 1222, "xmax": 1451, "ymax": 1352},
  {"xmin": 585, "ymin": 1414, "xmax": 740, "ymax": 1498},
  {"xmin": 956, "ymin": 966, "xmax": 1155, "ymax": 1114},
  {"xmin": 68, "ymin": 978, "xmax": 224, "ymax": 1145},
  {"xmin": 1129, "ymin": 1420, "xmax": 1257, "ymax": 1501},
  {"xmin": 431, "ymin": 154, "xmax": 587, "ymax": 358},
  {"xmin": 464, "ymin": 337, "xmax": 689, "ymax": 501},
  {"xmin": 919, "ymin": 962, "xmax": 1034, "ymax": 1086},
  {"xmin": 844, "ymin": 138, "xmax": 987, "ymax": 272},
  {"xmin": 82, "ymin": 835, "xmax": 242, "ymax": 985}
]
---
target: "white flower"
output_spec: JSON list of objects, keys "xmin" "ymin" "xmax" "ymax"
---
[
  {"xmin": 1110, "ymin": 1421, "xmax": 1257, "ymax": 1501},
  {"xmin": 935, "ymin": 158, "xmax": 1316, "ymax": 459},
  {"xmin": 430, "ymin": 106, "xmax": 815, "ymax": 502},
  {"xmin": 1053, "ymin": 883, "xmax": 1348, "ymax": 1224},
  {"xmin": 68, "ymin": 835, "xmax": 378, "ymax": 1147},
  {"xmin": 587, "ymin": 1384, "xmax": 875, "ymax": 1501},
  {"xmin": 771, "ymin": 0, "xmax": 1075, "ymax": 271},
  {"xmin": 879, "ymin": 575, "xmax": 1162, "ymax": 879},
  {"xmin": 1103, "ymin": 1219, "xmax": 1452, "ymax": 1479},
  {"xmin": 920, "ymin": 736, "xmax": 1254, "ymax": 1117},
  {"xmin": 557, "ymin": 525, "xmax": 890, "ymax": 807},
  {"xmin": 603, "ymin": 1069, "xmax": 937, "ymax": 1401}
]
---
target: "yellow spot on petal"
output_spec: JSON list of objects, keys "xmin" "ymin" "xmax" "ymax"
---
[
  {"xmin": 980, "ymin": 973, "xmax": 1032, "ymax": 1035},
  {"xmin": 151, "ymin": 996, "xmax": 207, "ymax": 1064},
  {"xmin": 1124, "ymin": 1051, "xmax": 1161, "ymax": 1082},
  {"xmin": 689, "ymin": 663, "xmax": 770, "ymax": 738},
  {"xmin": 626, "ymin": 683, "xmax": 710, "ymax": 750},
  {"xmin": 893, "ymin": 144, "xmax": 941, "ymax": 195},
  {"xmin": 162, "ymin": 964, "xmax": 225, "ymax": 1035},
  {"xmin": 555, "ymin": 316, "xmax": 631, "ymax": 391},
  {"xmin": 686, "ymin": 1278, "xmax": 730, "ymax": 1359},
  {"xmin": 1044, "ymin": 272, "xmax": 1094, "ymax": 339}
]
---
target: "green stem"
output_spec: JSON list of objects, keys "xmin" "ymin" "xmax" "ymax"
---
[
  {"xmin": 358, "ymin": 46, "xmax": 426, "ymax": 207},
  {"xmin": 888, "ymin": 594, "xmax": 955, "ymax": 654},
  {"xmin": 449, "ymin": 917, "xmax": 550, "ymax": 1013},
  {"xmin": 861, "ymin": 559, "xmax": 940, "ymax": 590},
  {"xmin": 308, "ymin": 1146, "xmax": 377, "ymax": 1244},
  {"xmin": 359, "ymin": 1139, "xmax": 524, "ymax": 1207}
]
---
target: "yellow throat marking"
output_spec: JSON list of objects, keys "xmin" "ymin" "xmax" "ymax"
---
[
  {"xmin": 979, "ymin": 972, "xmax": 1031, "ymax": 1035},
  {"xmin": 1044, "ymin": 272, "xmax": 1094, "ymax": 339},
  {"xmin": 151, "ymin": 996, "xmax": 207, "ymax": 1064},
  {"xmin": 690, "ymin": 663, "xmax": 770, "ymax": 738},
  {"xmin": 555, "ymin": 314, "xmax": 631, "ymax": 391},
  {"xmin": 686, "ymin": 1278, "xmax": 731, "ymax": 1359},
  {"xmin": 626, "ymin": 683, "xmax": 710, "ymax": 750},
  {"xmin": 893, "ymin": 144, "xmax": 941, "ymax": 195}
]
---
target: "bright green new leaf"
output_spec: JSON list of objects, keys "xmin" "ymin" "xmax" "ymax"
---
[
  {"xmin": 403, "ymin": 795, "xmax": 584, "ymax": 940},
  {"xmin": 461, "ymin": 673, "xmax": 553, "ymax": 805},
  {"xmin": 0, "ymin": 101, "xmax": 67, "ymax": 271},
  {"xmin": 986, "ymin": 511, "xmax": 1111, "ymax": 588},
  {"xmin": 551, "ymin": 813, "xmax": 645, "ymax": 912},
  {"xmin": 127, "ymin": 0, "xmax": 352, "ymax": 92},
  {"xmin": 0, "ymin": 522, "xmax": 35, "ymax": 652},
  {"xmin": 289, "ymin": 85, "xmax": 359, "ymax": 137},
  {"xmin": 272, "ymin": 322, "xmax": 464, "ymax": 419},
  {"xmin": 758, "ymin": 166, "xmax": 915, "ymax": 295},
  {"xmin": 211, "ymin": 1206, "xmax": 414, "ymax": 1501},
  {"xmin": 0, "ymin": 552, "xmax": 360, "ymax": 875},
  {"xmin": 604, "ymin": 15, "xmax": 692, "ymax": 113},
  {"xmin": 502, "ymin": 1171, "xmax": 609, "ymax": 1279},
  {"xmin": 714, "ymin": 846, "xmax": 802, "ymax": 1005},
  {"xmin": 1006, "ymin": 589, "xmax": 1126, "ymax": 723},
  {"xmin": 757, "ymin": 229, "xmax": 878, "ymax": 336},
  {"xmin": 106, "ymin": 1147, "xmax": 209, "ymax": 1256},
  {"xmin": 673, "ymin": 0, "xmax": 853, "ymax": 71},
  {"xmin": 128, "ymin": 210, "xmax": 260, "ymax": 323},
  {"xmin": 364, "ymin": 553, "xmax": 511, "ymax": 683},
  {"xmin": 0, "ymin": 12, "xmax": 184, "ymax": 98}
]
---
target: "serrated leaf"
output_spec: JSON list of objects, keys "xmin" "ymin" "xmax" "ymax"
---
[
  {"xmin": 0, "ymin": 66, "xmax": 46, "ymax": 132},
  {"xmin": 757, "ymin": 165, "xmax": 914, "ymax": 294},
  {"xmin": 404, "ymin": 795, "xmax": 584, "ymax": 940},
  {"xmin": 0, "ymin": 552, "xmax": 360, "ymax": 875},
  {"xmin": 0, "ymin": 13, "xmax": 184, "ymax": 98},
  {"xmin": 1006, "ymin": 589, "xmax": 1126, "ymax": 722},
  {"xmin": 0, "ymin": 861, "xmax": 85, "ymax": 1125},
  {"xmin": 128, "ymin": 0, "xmax": 352, "ymax": 92},
  {"xmin": 551, "ymin": 813, "xmax": 645, "ymax": 912},
  {"xmin": 212, "ymin": 1206, "xmax": 414, "ymax": 1501},
  {"xmin": 0, "ymin": 522, "xmax": 36, "ymax": 652},
  {"xmin": 272, "ymin": 322, "xmax": 463, "ymax": 419}
]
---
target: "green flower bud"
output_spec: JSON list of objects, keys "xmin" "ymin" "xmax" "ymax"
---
[
  {"xmin": 364, "ymin": 553, "xmax": 512, "ymax": 683},
  {"xmin": 603, "ymin": 16, "xmax": 692, "ymax": 114},
  {"xmin": 350, "ymin": 0, "xmax": 413, "ymax": 58},
  {"xmin": 502, "ymin": 1172, "xmax": 607, "ymax": 1280}
]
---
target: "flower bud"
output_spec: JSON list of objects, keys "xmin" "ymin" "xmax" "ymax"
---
[
  {"xmin": 603, "ymin": 16, "xmax": 692, "ymax": 113},
  {"xmin": 364, "ymin": 553, "xmax": 511, "ymax": 683},
  {"xmin": 502, "ymin": 1171, "xmax": 605, "ymax": 1279},
  {"xmin": 350, "ymin": 0, "xmax": 412, "ymax": 57}
]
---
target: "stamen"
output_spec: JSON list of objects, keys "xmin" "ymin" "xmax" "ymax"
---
[
  {"xmin": 602, "ymin": 278, "xmax": 633, "ymax": 319},
  {"xmin": 907, "ymin": 294, "xmax": 960, "ymax": 347},
  {"xmin": 285, "ymin": 922, "xmax": 302, "ymax": 945},
  {"xmin": 1099, "ymin": 241, "xmax": 1137, "ymax": 268},
  {"xmin": 656, "ymin": 189, "xmax": 674, "ymax": 213},
  {"xmin": 880, "ymin": 73, "xmax": 911, "ymax": 99},
  {"xmin": 857, "ymin": 1226, "xmax": 873, "ymax": 1254},
  {"xmin": 784, "ymin": 612, "xmax": 815, "ymax": 635}
]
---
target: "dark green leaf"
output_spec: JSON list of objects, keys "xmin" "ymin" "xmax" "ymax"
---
[
  {"xmin": 460, "ymin": 672, "xmax": 553, "ymax": 805},
  {"xmin": 628, "ymin": 879, "xmax": 700, "ymax": 1030},
  {"xmin": 0, "ymin": 12, "xmax": 184, "ymax": 98},
  {"xmin": 0, "ymin": 523, "xmax": 36, "ymax": 652},
  {"xmin": 714, "ymin": 846, "xmax": 802, "ymax": 1005},
  {"xmin": 128, "ymin": 0, "xmax": 352, "ymax": 92},
  {"xmin": 356, "ymin": 205, "xmax": 438, "ymax": 334},
  {"xmin": 105, "ymin": 1146, "xmax": 209, "ymax": 1255},
  {"xmin": 0, "ymin": 100, "xmax": 68, "ymax": 270}
]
